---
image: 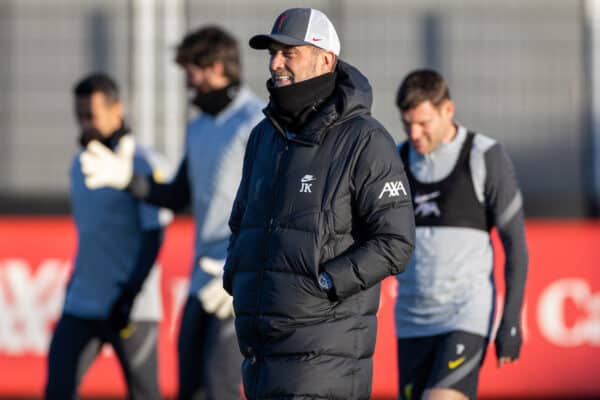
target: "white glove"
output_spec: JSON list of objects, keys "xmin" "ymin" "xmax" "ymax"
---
[
  {"xmin": 80, "ymin": 135, "xmax": 135, "ymax": 189},
  {"xmin": 198, "ymin": 257, "xmax": 225, "ymax": 277},
  {"xmin": 198, "ymin": 278, "xmax": 234, "ymax": 319}
]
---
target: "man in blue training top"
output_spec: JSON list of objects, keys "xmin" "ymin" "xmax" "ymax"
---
[
  {"xmin": 45, "ymin": 73, "xmax": 171, "ymax": 400},
  {"xmin": 79, "ymin": 27, "xmax": 265, "ymax": 400},
  {"xmin": 394, "ymin": 69, "xmax": 528, "ymax": 400}
]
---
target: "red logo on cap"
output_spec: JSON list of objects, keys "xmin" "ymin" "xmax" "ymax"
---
[
  {"xmin": 276, "ymin": 14, "xmax": 287, "ymax": 31},
  {"xmin": 312, "ymin": 37, "xmax": 323, "ymax": 42}
]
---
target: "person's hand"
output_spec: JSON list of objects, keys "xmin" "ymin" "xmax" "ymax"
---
[
  {"xmin": 495, "ymin": 321, "xmax": 522, "ymax": 368},
  {"xmin": 109, "ymin": 287, "xmax": 136, "ymax": 332},
  {"xmin": 198, "ymin": 278, "xmax": 234, "ymax": 319},
  {"xmin": 80, "ymin": 135, "xmax": 135, "ymax": 189}
]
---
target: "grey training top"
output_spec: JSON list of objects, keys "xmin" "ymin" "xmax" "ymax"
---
[{"xmin": 395, "ymin": 125, "xmax": 528, "ymax": 338}]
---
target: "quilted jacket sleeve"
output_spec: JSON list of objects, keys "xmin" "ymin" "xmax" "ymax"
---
[{"xmin": 322, "ymin": 126, "xmax": 415, "ymax": 300}]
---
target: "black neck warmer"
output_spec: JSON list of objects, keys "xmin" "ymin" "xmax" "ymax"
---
[
  {"xmin": 79, "ymin": 122, "xmax": 130, "ymax": 150},
  {"xmin": 267, "ymin": 72, "xmax": 337, "ymax": 131},
  {"xmin": 192, "ymin": 81, "xmax": 240, "ymax": 116}
]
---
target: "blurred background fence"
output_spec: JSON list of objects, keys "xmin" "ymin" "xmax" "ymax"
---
[{"xmin": 0, "ymin": 0, "xmax": 595, "ymax": 217}]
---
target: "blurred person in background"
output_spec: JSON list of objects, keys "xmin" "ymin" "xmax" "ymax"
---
[
  {"xmin": 45, "ymin": 73, "xmax": 171, "ymax": 400},
  {"xmin": 394, "ymin": 69, "xmax": 528, "ymax": 400},
  {"xmin": 79, "ymin": 27, "xmax": 264, "ymax": 399}
]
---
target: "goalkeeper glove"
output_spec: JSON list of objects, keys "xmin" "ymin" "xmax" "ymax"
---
[
  {"xmin": 197, "ymin": 257, "xmax": 234, "ymax": 319},
  {"xmin": 80, "ymin": 134, "xmax": 135, "ymax": 189},
  {"xmin": 198, "ymin": 278, "xmax": 234, "ymax": 319}
]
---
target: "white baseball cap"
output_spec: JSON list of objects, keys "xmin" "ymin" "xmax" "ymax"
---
[{"xmin": 249, "ymin": 8, "xmax": 341, "ymax": 56}]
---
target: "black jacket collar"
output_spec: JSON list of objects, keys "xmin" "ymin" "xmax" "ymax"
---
[{"xmin": 264, "ymin": 60, "xmax": 373, "ymax": 145}]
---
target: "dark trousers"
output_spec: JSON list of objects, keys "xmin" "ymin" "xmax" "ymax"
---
[
  {"xmin": 45, "ymin": 313, "xmax": 160, "ymax": 400},
  {"xmin": 177, "ymin": 295, "xmax": 242, "ymax": 400}
]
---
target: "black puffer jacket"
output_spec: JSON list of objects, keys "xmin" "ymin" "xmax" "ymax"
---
[{"xmin": 224, "ymin": 61, "xmax": 415, "ymax": 400}]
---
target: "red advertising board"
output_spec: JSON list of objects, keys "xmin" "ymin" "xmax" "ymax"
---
[{"xmin": 0, "ymin": 217, "xmax": 599, "ymax": 398}]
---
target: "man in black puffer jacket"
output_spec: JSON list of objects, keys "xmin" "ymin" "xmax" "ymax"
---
[{"xmin": 224, "ymin": 8, "xmax": 415, "ymax": 400}]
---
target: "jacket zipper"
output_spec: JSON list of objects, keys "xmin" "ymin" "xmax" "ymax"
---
[{"xmin": 254, "ymin": 137, "xmax": 288, "ymax": 399}]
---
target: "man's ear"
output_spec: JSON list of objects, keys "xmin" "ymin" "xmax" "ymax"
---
[
  {"xmin": 112, "ymin": 101, "xmax": 124, "ymax": 120},
  {"xmin": 441, "ymin": 99, "xmax": 455, "ymax": 120},
  {"xmin": 323, "ymin": 51, "xmax": 336, "ymax": 72}
]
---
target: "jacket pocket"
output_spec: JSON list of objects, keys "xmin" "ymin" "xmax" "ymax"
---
[{"xmin": 318, "ymin": 209, "xmax": 336, "ymax": 265}]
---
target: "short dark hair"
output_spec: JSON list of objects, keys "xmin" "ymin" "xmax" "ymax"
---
[
  {"xmin": 396, "ymin": 69, "xmax": 451, "ymax": 112},
  {"xmin": 175, "ymin": 26, "xmax": 241, "ymax": 82},
  {"xmin": 73, "ymin": 73, "xmax": 120, "ymax": 104}
]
